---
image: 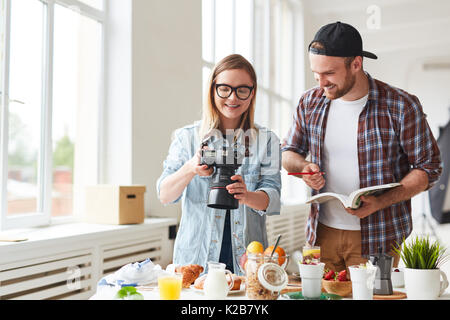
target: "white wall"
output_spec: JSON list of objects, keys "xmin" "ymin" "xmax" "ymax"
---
[
  {"xmin": 301, "ymin": 0, "xmax": 450, "ymax": 134},
  {"xmin": 103, "ymin": 0, "xmax": 133, "ymax": 186},
  {"xmin": 104, "ymin": 0, "xmax": 450, "ymax": 222},
  {"xmin": 103, "ymin": 0, "xmax": 202, "ymax": 220},
  {"xmin": 131, "ymin": 0, "xmax": 202, "ymax": 220},
  {"xmin": 407, "ymin": 58, "xmax": 450, "ymax": 136},
  {"xmin": 301, "ymin": 0, "xmax": 450, "ymax": 220}
]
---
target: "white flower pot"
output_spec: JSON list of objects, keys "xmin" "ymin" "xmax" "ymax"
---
[{"xmin": 404, "ymin": 268, "xmax": 449, "ymax": 300}]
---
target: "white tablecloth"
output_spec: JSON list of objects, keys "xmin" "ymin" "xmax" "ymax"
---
[
  {"xmin": 91, "ymin": 285, "xmax": 248, "ymax": 300},
  {"xmin": 90, "ymin": 284, "xmax": 450, "ymax": 300}
]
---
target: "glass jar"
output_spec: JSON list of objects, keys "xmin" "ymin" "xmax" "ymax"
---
[{"xmin": 245, "ymin": 253, "xmax": 288, "ymax": 300}]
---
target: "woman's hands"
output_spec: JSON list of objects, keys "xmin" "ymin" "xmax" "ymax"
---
[
  {"xmin": 226, "ymin": 175, "xmax": 269, "ymax": 211},
  {"xmin": 188, "ymin": 150, "xmax": 270, "ymax": 210},
  {"xmin": 226, "ymin": 175, "xmax": 248, "ymax": 204},
  {"xmin": 158, "ymin": 149, "xmax": 212, "ymax": 204},
  {"xmin": 188, "ymin": 149, "xmax": 214, "ymax": 177}
]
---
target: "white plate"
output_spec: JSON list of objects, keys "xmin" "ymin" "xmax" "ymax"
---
[{"xmin": 190, "ymin": 283, "xmax": 246, "ymax": 295}]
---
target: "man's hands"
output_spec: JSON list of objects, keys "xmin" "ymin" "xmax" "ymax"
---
[
  {"xmin": 300, "ymin": 162, "xmax": 380, "ymax": 219},
  {"xmin": 345, "ymin": 195, "xmax": 382, "ymax": 219},
  {"xmin": 301, "ymin": 163, "xmax": 325, "ymax": 191},
  {"xmin": 282, "ymin": 151, "xmax": 325, "ymax": 191},
  {"xmin": 295, "ymin": 161, "xmax": 379, "ymax": 218}
]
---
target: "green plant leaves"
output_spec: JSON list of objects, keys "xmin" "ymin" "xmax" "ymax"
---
[{"xmin": 393, "ymin": 236, "xmax": 450, "ymax": 269}]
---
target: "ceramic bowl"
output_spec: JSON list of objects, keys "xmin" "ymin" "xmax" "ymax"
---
[{"xmin": 391, "ymin": 268, "xmax": 404, "ymax": 288}]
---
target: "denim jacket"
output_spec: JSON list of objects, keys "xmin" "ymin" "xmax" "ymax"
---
[{"xmin": 156, "ymin": 121, "xmax": 281, "ymax": 274}]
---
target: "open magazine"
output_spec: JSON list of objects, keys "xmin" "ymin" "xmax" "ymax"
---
[{"xmin": 305, "ymin": 183, "xmax": 402, "ymax": 209}]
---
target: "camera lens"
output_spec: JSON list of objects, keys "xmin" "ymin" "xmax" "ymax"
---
[{"xmin": 207, "ymin": 167, "xmax": 239, "ymax": 210}]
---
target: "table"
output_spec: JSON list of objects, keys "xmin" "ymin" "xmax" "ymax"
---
[
  {"xmin": 91, "ymin": 285, "xmax": 247, "ymax": 300},
  {"xmin": 90, "ymin": 283, "xmax": 450, "ymax": 300}
]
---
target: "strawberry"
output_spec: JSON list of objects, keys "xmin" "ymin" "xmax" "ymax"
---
[
  {"xmin": 323, "ymin": 269, "xmax": 335, "ymax": 280},
  {"xmin": 337, "ymin": 270, "xmax": 348, "ymax": 281}
]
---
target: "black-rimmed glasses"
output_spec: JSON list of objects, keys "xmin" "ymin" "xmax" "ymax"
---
[{"xmin": 215, "ymin": 84, "xmax": 254, "ymax": 100}]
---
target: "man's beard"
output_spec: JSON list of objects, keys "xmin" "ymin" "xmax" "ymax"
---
[{"xmin": 324, "ymin": 71, "xmax": 356, "ymax": 100}]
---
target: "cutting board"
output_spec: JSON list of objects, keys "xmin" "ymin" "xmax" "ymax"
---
[
  {"xmin": 281, "ymin": 285, "xmax": 302, "ymax": 294},
  {"xmin": 373, "ymin": 291, "xmax": 407, "ymax": 300}
]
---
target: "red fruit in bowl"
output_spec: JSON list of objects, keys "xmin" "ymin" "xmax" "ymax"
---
[
  {"xmin": 337, "ymin": 270, "xmax": 348, "ymax": 281},
  {"xmin": 323, "ymin": 270, "xmax": 335, "ymax": 280}
]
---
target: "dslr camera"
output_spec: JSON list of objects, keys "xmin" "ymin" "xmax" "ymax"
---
[{"xmin": 200, "ymin": 144, "xmax": 247, "ymax": 210}]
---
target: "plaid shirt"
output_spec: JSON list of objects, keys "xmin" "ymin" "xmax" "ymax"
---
[{"xmin": 282, "ymin": 73, "xmax": 442, "ymax": 255}]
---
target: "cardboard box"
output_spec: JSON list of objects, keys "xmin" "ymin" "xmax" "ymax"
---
[{"xmin": 84, "ymin": 185, "xmax": 146, "ymax": 225}]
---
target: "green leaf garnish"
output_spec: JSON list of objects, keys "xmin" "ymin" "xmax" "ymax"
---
[{"xmin": 115, "ymin": 286, "xmax": 144, "ymax": 300}]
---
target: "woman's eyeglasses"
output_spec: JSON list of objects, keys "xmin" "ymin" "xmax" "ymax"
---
[{"xmin": 215, "ymin": 84, "xmax": 254, "ymax": 100}]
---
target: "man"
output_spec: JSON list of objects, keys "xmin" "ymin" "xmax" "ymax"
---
[{"xmin": 282, "ymin": 21, "xmax": 442, "ymax": 271}]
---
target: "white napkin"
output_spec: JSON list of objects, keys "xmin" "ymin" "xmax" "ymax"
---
[{"xmin": 97, "ymin": 258, "xmax": 169, "ymax": 287}]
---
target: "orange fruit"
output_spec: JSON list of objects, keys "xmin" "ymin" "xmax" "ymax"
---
[
  {"xmin": 264, "ymin": 245, "xmax": 286, "ymax": 266},
  {"xmin": 246, "ymin": 241, "xmax": 264, "ymax": 254}
]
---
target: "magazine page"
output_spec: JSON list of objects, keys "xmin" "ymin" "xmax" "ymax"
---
[
  {"xmin": 306, "ymin": 193, "xmax": 349, "ymax": 207},
  {"xmin": 349, "ymin": 183, "xmax": 402, "ymax": 208}
]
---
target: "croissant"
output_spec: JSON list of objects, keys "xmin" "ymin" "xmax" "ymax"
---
[{"xmin": 175, "ymin": 264, "xmax": 204, "ymax": 288}]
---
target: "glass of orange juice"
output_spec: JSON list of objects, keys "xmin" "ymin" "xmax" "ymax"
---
[
  {"xmin": 158, "ymin": 272, "xmax": 183, "ymax": 300},
  {"xmin": 302, "ymin": 245, "xmax": 321, "ymax": 264}
]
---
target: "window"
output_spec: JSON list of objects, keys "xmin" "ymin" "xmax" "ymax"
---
[
  {"xmin": 0, "ymin": 0, "xmax": 104, "ymax": 230},
  {"xmin": 202, "ymin": 0, "xmax": 309, "ymax": 204}
]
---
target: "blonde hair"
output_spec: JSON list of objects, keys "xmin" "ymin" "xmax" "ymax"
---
[{"xmin": 199, "ymin": 54, "xmax": 258, "ymax": 140}]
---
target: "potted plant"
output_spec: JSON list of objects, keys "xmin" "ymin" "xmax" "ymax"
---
[{"xmin": 393, "ymin": 235, "xmax": 449, "ymax": 299}]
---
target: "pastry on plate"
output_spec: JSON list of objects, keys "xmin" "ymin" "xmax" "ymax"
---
[{"xmin": 175, "ymin": 264, "xmax": 204, "ymax": 288}]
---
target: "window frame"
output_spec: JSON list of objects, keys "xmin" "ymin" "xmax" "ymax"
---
[{"xmin": 0, "ymin": 0, "xmax": 105, "ymax": 230}]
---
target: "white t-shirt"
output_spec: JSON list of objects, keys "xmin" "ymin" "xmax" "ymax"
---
[{"xmin": 318, "ymin": 94, "xmax": 368, "ymax": 230}]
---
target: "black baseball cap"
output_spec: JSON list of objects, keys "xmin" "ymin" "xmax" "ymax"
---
[{"xmin": 309, "ymin": 21, "xmax": 377, "ymax": 59}]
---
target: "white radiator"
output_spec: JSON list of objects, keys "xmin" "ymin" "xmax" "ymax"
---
[
  {"xmin": 0, "ymin": 249, "xmax": 94, "ymax": 300},
  {"xmin": 266, "ymin": 204, "xmax": 310, "ymax": 272},
  {"xmin": 0, "ymin": 218, "xmax": 176, "ymax": 300},
  {"xmin": 101, "ymin": 233, "xmax": 165, "ymax": 277}
]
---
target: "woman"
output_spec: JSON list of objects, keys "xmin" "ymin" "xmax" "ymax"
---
[{"xmin": 157, "ymin": 54, "xmax": 281, "ymax": 274}]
